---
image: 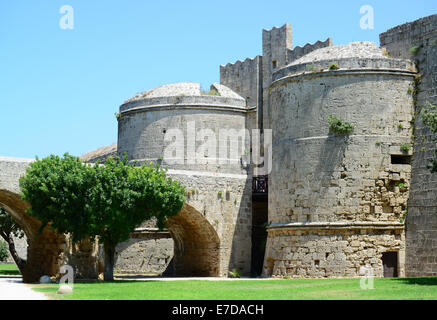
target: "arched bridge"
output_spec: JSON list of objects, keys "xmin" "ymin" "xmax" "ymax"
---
[{"xmin": 0, "ymin": 157, "xmax": 252, "ymax": 282}]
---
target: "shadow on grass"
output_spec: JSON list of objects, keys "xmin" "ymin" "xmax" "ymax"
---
[
  {"xmin": 390, "ymin": 277, "xmax": 437, "ymax": 286},
  {"xmin": 0, "ymin": 270, "xmax": 21, "ymax": 275},
  {"xmin": 0, "ymin": 264, "xmax": 21, "ymax": 276},
  {"xmin": 0, "ymin": 266, "xmax": 21, "ymax": 276}
]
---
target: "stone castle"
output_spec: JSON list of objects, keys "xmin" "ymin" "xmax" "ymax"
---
[{"xmin": 1, "ymin": 14, "xmax": 437, "ymax": 282}]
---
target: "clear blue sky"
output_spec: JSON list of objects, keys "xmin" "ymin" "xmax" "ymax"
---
[{"xmin": 1, "ymin": 0, "xmax": 436, "ymax": 159}]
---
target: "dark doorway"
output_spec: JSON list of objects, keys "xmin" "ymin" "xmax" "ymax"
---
[
  {"xmin": 391, "ymin": 155, "xmax": 411, "ymax": 165},
  {"xmin": 251, "ymin": 176, "xmax": 268, "ymax": 276},
  {"xmin": 382, "ymin": 252, "xmax": 398, "ymax": 278}
]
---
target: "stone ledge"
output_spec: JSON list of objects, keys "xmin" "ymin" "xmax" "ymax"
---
[
  {"xmin": 267, "ymin": 221, "xmax": 405, "ymax": 231},
  {"xmin": 272, "ymin": 134, "xmax": 412, "ymax": 147},
  {"xmin": 132, "ymin": 227, "xmax": 170, "ymax": 234},
  {"xmin": 271, "ymin": 68, "xmax": 416, "ymax": 89},
  {"xmin": 120, "ymin": 103, "xmax": 250, "ymax": 115},
  {"xmin": 121, "ymin": 167, "xmax": 250, "ymax": 180}
]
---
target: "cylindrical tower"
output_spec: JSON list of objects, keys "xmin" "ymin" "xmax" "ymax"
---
[
  {"xmin": 117, "ymin": 82, "xmax": 253, "ymax": 277},
  {"xmin": 264, "ymin": 42, "xmax": 416, "ymax": 278},
  {"xmin": 118, "ymin": 82, "xmax": 250, "ymax": 174}
]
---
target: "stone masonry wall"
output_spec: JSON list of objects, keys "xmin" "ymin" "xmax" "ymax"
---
[
  {"xmin": 166, "ymin": 172, "xmax": 252, "ymax": 276},
  {"xmin": 264, "ymin": 54, "xmax": 415, "ymax": 277},
  {"xmin": 110, "ymin": 173, "xmax": 252, "ymax": 277},
  {"xmin": 220, "ymin": 57, "xmax": 262, "ymax": 130},
  {"xmin": 286, "ymin": 38, "xmax": 333, "ymax": 64},
  {"xmin": 268, "ymin": 72, "xmax": 415, "ymax": 224},
  {"xmin": 380, "ymin": 14, "xmax": 437, "ymax": 276},
  {"xmin": 118, "ymin": 107, "xmax": 248, "ymax": 175},
  {"xmin": 220, "ymin": 56, "xmax": 262, "ymax": 109},
  {"xmin": 264, "ymin": 226, "xmax": 405, "ymax": 278},
  {"xmin": 262, "ymin": 24, "xmax": 292, "ymax": 130},
  {"xmin": 117, "ymin": 87, "xmax": 253, "ymax": 276},
  {"xmin": 0, "ymin": 235, "xmax": 27, "ymax": 263},
  {"xmin": 113, "ymin": 231, "xmax": 173, "ymax": 275}
]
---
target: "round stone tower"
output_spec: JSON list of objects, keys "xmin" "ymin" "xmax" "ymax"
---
[
  {"xmin": 263, "ymin": 42, "xmax": 417, "ymax": 278},
  {"xmin": 117, "ymin": 82, "xmax": 253, "ymax": 277}
]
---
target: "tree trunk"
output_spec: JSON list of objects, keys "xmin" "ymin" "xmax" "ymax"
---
[
  {"xmin": 0, "ymin": 233, "xmax": 26, "ymax": 274},
  {"xmin": 103, "ymin": 239, "xmax": 115, "ymax": 281},
  {"xmin": 8, "ymin": 238, "xmax": 26, "ymax": 274}
]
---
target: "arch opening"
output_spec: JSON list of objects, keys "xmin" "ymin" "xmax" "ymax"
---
[
  {"xmin": 0, "ymin": 205, "xmax": 28, "ymax": 275},
  {"xmin": 0, "ymin": 189, "xmax": 68, "ymax": 283},
  {"xmin": 165, "ymin": 204, "xmax": 220, "ymax": 277}
]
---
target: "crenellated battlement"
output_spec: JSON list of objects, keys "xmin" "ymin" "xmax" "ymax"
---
[
  {"xmin": 220, "ymin": 55, "xmax": 262, "ymax": 110},
  {"xmin": 380, "ymin": 14, "xmax": 437, "ymax": 60},
  {"xmin": 261, "ymin": 24, "xmax": 293, "ymax": 68},
  {"xmin": 219, "ymin": 24, "xmax": 334, "ymax": 131},
  {"xmin": 286, "ymin": 38, "xmax": 333, "ymax": 63},
  {"xmin": 380, "ymin": 14, "xmax": 437, "ymax": 44},
  {"xmin": 261, "ymin": 25, "xmax": 288, "ymax": 32},
  {"xmin": 220, "ymin": 56, "xmax": 260, "ymax": 69}
]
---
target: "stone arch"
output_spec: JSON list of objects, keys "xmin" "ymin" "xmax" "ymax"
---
[
  {"xmin": 0, "ymin": 189, "xmax": 67, "ymax": 283},
  {"xmin": 165, "ymin": 204, "xmax": 220, "ymax": 276},
  {"xmin": 0, "ymin": 158, "xmax": 100, "ymax": 282}
]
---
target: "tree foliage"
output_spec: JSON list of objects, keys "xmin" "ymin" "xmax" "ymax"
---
[
  {"xmin": 0, "ymin": 208, "xmax": 25, "ymax": 240},
  {"xmin": 0, "ymin": 240, "xmax": 8, "ymax": 262},
  {"xmin": 19, "ymin": 154, "xmax": 186, "ymax": 280}
]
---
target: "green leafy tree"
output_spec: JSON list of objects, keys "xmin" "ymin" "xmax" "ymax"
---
[
  {"xmin": 0, "ymin": 208, "xmax": 26, "ymax": 272},
  {"xmin": 19, "ymin": 154, "xmax": 185, "ymax": 281},
  {"xmin": 0, "ymin": 241, "xmax": 8, "ymax": 262}
]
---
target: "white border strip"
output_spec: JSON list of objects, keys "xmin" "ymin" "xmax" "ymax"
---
[
  {"xmin": 167, "ymin": 169, "xmax": 248, "ymax": 179},
  {"xmin": 0, "ymin": 156, "xmax": 34, "ymax": 163}
]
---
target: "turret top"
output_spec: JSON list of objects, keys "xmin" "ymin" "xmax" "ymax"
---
[
  {"xmin": 271, "ymin": 41, "xmax": 416, "ymax": 83},
  {"xmin": 123, "ymin": 82, "xmax": 244, "ymax": 104},
  {"xmin": 288, "ymin": 42, "xmax": 388, "ymax": 66},
  {"xmin": 120, "ymin": 82, "xmax": 247, "ymax": 113}
]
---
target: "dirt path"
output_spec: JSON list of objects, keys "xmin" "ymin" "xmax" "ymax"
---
[{"xmin": 0, "ymin": 277, "xmax": 48, "ymax": 300}]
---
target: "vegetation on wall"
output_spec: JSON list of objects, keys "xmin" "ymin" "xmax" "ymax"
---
[
  {"xmin": 201, "ymin": 88, "xmax": 220, "ymax": 96},
  {"xmin": 327, "ymin": 114, "xmax": 354, "ymax": 135},
  {"xmin": 421, "ymin": 102, "xmax": 437, "ymax": 133},
  {"xmin": 420, "ymin": 102, "xmax": 437, "ymax": 172},
  {"xmin": 409, "ymin": 45, "xmax": 421, "ymax": 56},
  {"xmin": 400, "ymin": 143, "xmax": 411, "ymax": 153},
  {"xmin": 400, "ymin": 210, "xmax": 407, "ymax": 223},
  {"xmin": 329, "ymin": 63, "xmax": 340, "ymax": 70},
  {"xmin": 228, "ymin": 268, "xmax": 242, "ymax": 278},
  {"xmin": 381, "ymin": 48, "xmax": 392, "ymax": 58},
  {"xmin": 412, "ymin": 74, "xmax": 422, "ymax": 108},
  {"xmin": 397, "ymin": 182, "xmax": 407, "ymax": 189}
]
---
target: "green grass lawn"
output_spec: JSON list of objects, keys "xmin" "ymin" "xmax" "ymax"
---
[
  {"xmin": 3, "ymin": 263, "xmax": 437, "ymax": 300},
  {"xmin": 0, "ymin": 263, "xmax": 21, "ymax": 276},
  {"xmin": 31, "ymin": 276, "xmax": 437, "ymax": 300}
]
